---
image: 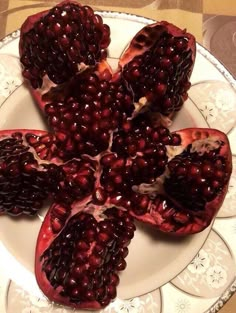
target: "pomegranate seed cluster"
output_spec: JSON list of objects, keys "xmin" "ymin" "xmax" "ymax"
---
[
  {"xmin": 46, "ymin": 159, "xmax": 96, "ymax": 205},
  {"xmin": 41, "ymin": 209, "xmax": 135, "ymax": 305},
  {"xmin": 166, "ymin": 145, "xmax": 228, "ymax": 211},
  {"xmin": 0, "ymin": 134, "xmax": 48, "ymax": 215},
  {"xmin": 101, "ymin": 119, "xmax": 181, "ymax": 188},
  {"xmin": 20, "ymin": 2, "xmax": 110, "ymax": 88},
  {"xmin": 123, "ymin": 30, "xmax": 192, "ymax": 115},
  {"xmin": 45, "ymin": 71, "xmax": 134, "ymax": 159},
  {"xmin": 0, "ymin": 132, "xmax": 96, "ymax": 215}
]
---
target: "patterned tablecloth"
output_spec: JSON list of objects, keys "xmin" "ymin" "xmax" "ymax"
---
[{"xmin": 0, "ymin": 1, "xmax": 236, "ymax": 313}]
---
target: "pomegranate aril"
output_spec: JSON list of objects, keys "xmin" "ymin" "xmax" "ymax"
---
[
  {"xmin": 89, "ymin": 255, "xmax": 103, "ymax": 268},
  {"xmin": 109, "ymin": 273, "xmax": 120, "ymax": 286},
  {"xmin": 36, "ymin": 208, "xmax": 136, "ymax": 308}
]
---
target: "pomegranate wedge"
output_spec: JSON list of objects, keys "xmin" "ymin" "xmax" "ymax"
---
[
  {"xmin": 120, "ymin": 21, "xmax": 196, "ymax": 125},
  {"xmin": 36, "ymin": 205, "xmax": 135, "ymax": 309},
  {"xmin": 19, "ymin": 0, "xmax": 110, "ymax": 89},
  {"xmin": 128, "ymin": 127, "xmax": 232, "ymax": 234},
  {"xmin": 0, "ymin": 130, "xmax": 96, "ymax": 216}
]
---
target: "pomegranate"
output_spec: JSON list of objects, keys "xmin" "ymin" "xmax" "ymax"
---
[
  {"xmin": 0, "ymin": 0, "xmax": 232, "ymax": 311},
  {"xmin": 19, "ymin": 0, "xmax": 111, "ymax": 88},
  {"xmin": 42, "ymin": 68, "xmax": 134, "ymax": 160},
  {"xmin": 119, "ymin": 21, "xmax": 196, "ymax": 125},
  {"xmin": 0, "ymin": 130, "xmax": 96, "ymax": 216},
  {"xmin": 36, "ymin": 205, "xmax": 135, "ymax": 309}
]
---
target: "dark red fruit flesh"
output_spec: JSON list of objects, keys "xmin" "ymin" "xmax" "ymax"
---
[
  {"xmin": 119, "ymin": 21, "xmax": 196, "ymax": 122},
  {"xmin": 35, "ymin": 205, "xmax": 135, "ymax": 309},
  {"xmin": 128, "ymin": 128, "xmax": 232, "ymax": 234},
  {"xmin": 42, "ymin": 69, "xmax": 134, "ymax": 159},
  {"xmin": 0, "ymin": 130, "xmax": 56, "ymax": 216},
  {"xmin": 19, "ymin": 1, "xmax": 110, "ymax": 88},
  {"xmin": 0, "ymin": 130, "xmax": 96, "ymax": 216}
]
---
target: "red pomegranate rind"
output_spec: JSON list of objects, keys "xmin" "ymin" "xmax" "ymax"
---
[
  {"xmin": 129, "ymin": 128, "xmax": 232, "ymax": 235},
  {"xmin": 19, "ymin": 0, "xmax": 111, "ymax": 88},
  {"xmin": 119, "ymin": 21, "xmax": 196, "ymax": 121},
  {"xmin": 35, "ymin": 203, "xmax": 135, "ymax": 309}
]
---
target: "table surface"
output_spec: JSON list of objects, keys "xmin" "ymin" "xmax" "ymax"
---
[{"xmin": 0, "ymin": 1, "xmax": 236, "ymax": 313}]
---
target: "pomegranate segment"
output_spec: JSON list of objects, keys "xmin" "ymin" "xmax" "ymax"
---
[
  {"xmin": 119, "ymin": 22, "xmax": 196, "ymax": 123},
  {"xmin": 43, "ymin": 69, "xmax": 134, "ymax": 159},
  {"xmin": 0, "ymin": 130, "xmax": 57, "ymax": 216},
  {"xmin": 19, "ymin": 1, "xmax": 111, "ymax": 88},
  {"xmin": 35, "ymin": 205, "xmax": 135, "ymax": 310},
  {"xmin": 130, "ymin": 128, "xmax": 232, "ymax": 234},
  {"xmin": 0, "ymin": 130, "xmax": 96, "ymax": 216}
]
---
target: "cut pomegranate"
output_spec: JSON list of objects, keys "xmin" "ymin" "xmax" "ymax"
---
[
  {"xmin": 119, "ymin": 21, "xmax": 196, "ymax": 125},
  {"xmin": 35, "ymin": 205, "xmax": 135, "ymax": 309},
  {"xmin": 19, "ymin": 2, "xmax": 195, "ymax": 128},
  {"xmin": 127, "ymin": 127, "xmax": 232, "ymax": 234},
  {"xmin": 0, "ymin": 130, "xmax": 96, "ymax": 216},
  {"xmin": 0, "ymin": 0, "xmax": 230, "ymax": 311},
  {"xmin": 42, "ymin": 68, "xmax": 134, "ymax": 159},
  {"xmin": 19, "ymin": 0, "xmax": 110, "ymax": 88}
]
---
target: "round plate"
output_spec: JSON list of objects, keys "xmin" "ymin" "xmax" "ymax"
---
[{"xmin": 0, "ymin": 11, "xmax": 236, "ymax": 313}]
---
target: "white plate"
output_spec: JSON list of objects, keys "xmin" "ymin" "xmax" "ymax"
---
[{"xmin": 0, "ymin": 11, "xmax": 236, "ymax": 313}]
